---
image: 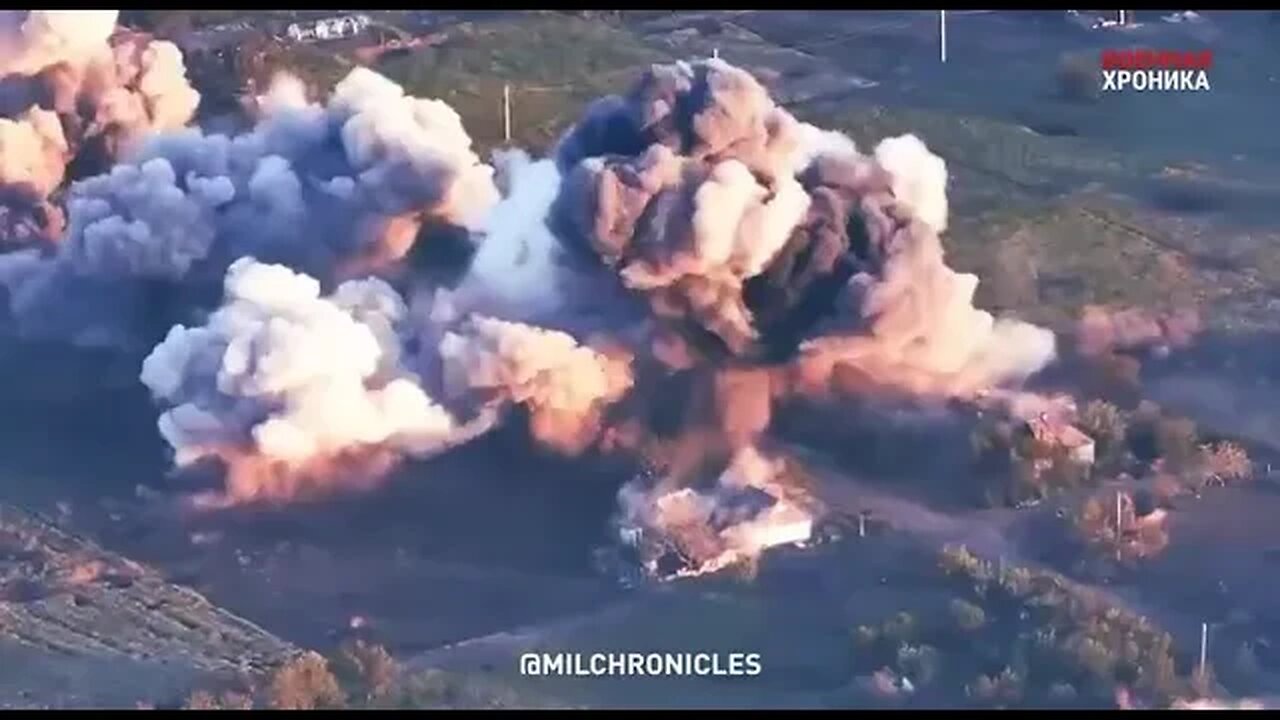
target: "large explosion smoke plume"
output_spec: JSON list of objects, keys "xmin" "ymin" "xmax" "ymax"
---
[
  {"xmin": 550, "ymin": 58, "xmax": 1054, "ymax": 402},
  {"xmin": 1, "ymin": 44, "xmax": 1063, "ymax": 576},
  {"xmin": 0, "ymin": 10, "xmax": 200, "ymax": 245},
  {"xmin": 0, "ymin": 66, "xmax": 499, "ymax": 349},
  {"xmin": 539, "ymin": 58, "xmax": 1057, "ymax": 575}
]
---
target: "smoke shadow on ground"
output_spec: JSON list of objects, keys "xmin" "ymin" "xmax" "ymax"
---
[
  {"xmin": 116, "ymin": 422, "xmax": 632, "ymax": 654},
  {"xmin": 0, "ymin": 340, "xmax": 169, "ymax": 509}
]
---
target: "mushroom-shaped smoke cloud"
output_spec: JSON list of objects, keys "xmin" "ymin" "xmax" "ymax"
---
[{"xmin": 550, "ymin": 57, "xmax": 1055, "ymax": 401}]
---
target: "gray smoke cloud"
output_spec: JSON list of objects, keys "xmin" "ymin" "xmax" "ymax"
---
[
  {"xmin": 1, "ymin": 46, "xmax": 1062, "ymax": 555},
  {"xmin": 0, "ymin": 11, "xmax": 200, "ymax": 245},
  {"xmin": 1, "ymin": 66, "xmax": 500, "ymax": 349},
  {"xmin": 551, "ymin": 57, "xmax": 1054, "ymax": 399}
]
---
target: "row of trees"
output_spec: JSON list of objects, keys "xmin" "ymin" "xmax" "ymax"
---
[{"xmin": 845, "ymin": 546, "xmax": 1195, "ymax": 708}]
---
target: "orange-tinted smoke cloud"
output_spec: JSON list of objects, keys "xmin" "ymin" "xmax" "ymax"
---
[{"xmin": 1077, "ymin": 304, "xmax": 1201, "ymax": 357}]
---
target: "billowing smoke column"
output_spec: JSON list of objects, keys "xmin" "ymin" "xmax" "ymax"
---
[
  {"xmin": 444, "ymin": 149, "xmax": 592, "ymax": 324},
  {"xmin": 140, "ymin": 257, "xmax": 632, "ymax": 507},
  {"xmin": 0, "ymin": 10, "xmax": 200, "ymax": 245},
  {"xmin": 1, "ymin": 44, "xmax": 1060, "ymax": 576},
  {"xmin": 1, "ymin": 67, "xmax": 500, "ymax": 349},
  {"xmin": 548, "ymin": 58, "xmax": 1057, "ymax": 577},
  {"xmin": 551, "ymin": 58, "xmax": 1054, "ymax": 397}
]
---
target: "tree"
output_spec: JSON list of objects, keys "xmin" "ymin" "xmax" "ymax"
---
[
  {"xmin": 1198, "ymin": 442, "xmax": 1251, "ymax": 486},
  {"xmin": 332, "ymin": 640, "xmax": 400, "ymax": 704},
  {"xmin": 183, "ymin": 690, "xmax": 254, "ymax": 710},
  {"xmin": 949, "ymin": 598, "xmax": 987, "ymax": 632},
  {"xmin": 1078, "ymin": 400, "xmax": 1128, "ymax": 468},
  {"xmin": 1154, "ymin": 416, "xmax": 1199, "ymax": 471},
  {"xmin": 267, "ymin": 652, "xmax": 347, "ymax": 710}
]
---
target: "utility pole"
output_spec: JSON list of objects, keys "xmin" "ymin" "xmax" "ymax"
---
[
  {"xmin": 502, "ymin": 83, "xmax": 512, "ymax": 144},
  {"xmin": 1115, "ymin": 491, "xmax": 1124, "ymax": 562},
  {"xmin": 939, "ymin": 10, "xmax": 947, "ymax": 64},
  {"xmin": 1199, "ymin": 621, "xmax": 1209, "ymax": 685}
]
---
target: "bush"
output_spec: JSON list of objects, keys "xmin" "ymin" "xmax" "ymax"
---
[
  {"xmin": 1198, "ymin": 442, "xmax": 1252, "ymax": 486},
  {"xmin": 1151, "ymin": 475, "xmax": 1186, "ymax": 505},
  {"xmin": 1154, "ymin": 417, "xmax": 1199, "ymax": 470},
  {"xmin": 882, "ymin": 612, "xmax": 917, "ymax": 645},
  {"xmin": 332, "ymin": 640, "xmax": 400, "ymax": 703},
  {"xmin": 853, "ymin": 625, "xmax": 879, "ymax": 649},
  {"xmin": 968, "ymin": 666, "xmax": 1024, "ymax": 705},
  {"xmin": 950, "ymin": 598, "xmax": 987, "ymax": 632},
  {"xmin": 183, "ymin": 690, "xmax": 254, "ymax": 710},
  {"xmin": 896, "ymin": 643, "xmax": 941, "ymax": 687},
  {"xmin": 1078, "ymin": 400, "xmax": 1128, "ymax": 467},
  {"xmin": 267, "ymin": 652, "xmax": 347, "ymax": 710},
  {"xmin": 378, "ymin": 669, "xmax": 534, "ymax": 709}
]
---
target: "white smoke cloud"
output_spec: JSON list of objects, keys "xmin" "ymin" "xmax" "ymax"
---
[
  {"xmin": 788, "ymin": 121, "xmax": 858, "ymax": 175},
  {"xmin": 0, "ymin": 106, "xmax": 68, "ymax": 197},
  {"xmin": 140, "ymin": 253, "xmax": 633, "ymax": 503},
  {"xmin": 0, "ymin": 10, "xmax": 118, "ymax": 76},
  {"xmin": 141, "ymin": 258, "xmax": 465, "ymax": 467},
  {"xmin": 873, "ymin": 133, "xmax": 949, "ymax": 235},
  {"xmin": 438, "ymin": 314, "xmax": 634, "ymax": 455},
  {"xmin": 448, "ymin": 149, "xmax": 572, "ymax": 321}
]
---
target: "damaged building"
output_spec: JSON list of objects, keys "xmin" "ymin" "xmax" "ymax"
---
[
  {"xmin": 1023, "ymin": 412, "xmax": 1097, "ymax": 468},
  {"xmin": 606, "ymin": 475, "xmax": 815, "ymax": 583}
]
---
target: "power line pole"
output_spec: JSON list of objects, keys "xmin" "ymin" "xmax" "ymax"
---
[
  {"xmin": 1115, "ymin": 491, "xmax": 1124, "ymax": 562},
  {"xmin": 502, "ymin": 83, "xmax": 512, "ymax": 144},
  {"xmin": 939, "ymin": 10, "xmax": 947, "ymax": 64},
  {"xmin": 1199, "ymin": 622, "xmax": 1209, "ymax": 677}
]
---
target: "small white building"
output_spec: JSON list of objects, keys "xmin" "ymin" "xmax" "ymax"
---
[{"xmin": 285, "ymin": 14, "xmax": 370, "ymax": 44}]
